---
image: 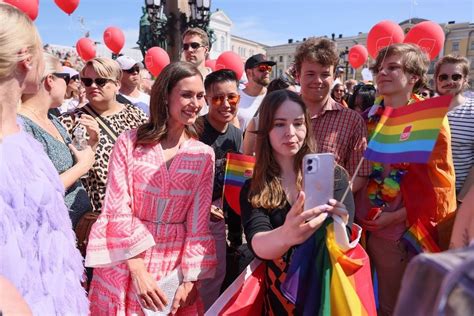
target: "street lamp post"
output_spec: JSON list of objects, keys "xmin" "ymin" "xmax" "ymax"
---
[
  {"xmin": 139, "ymin": 0, "xmax": 213, "ymax": 61},
  {"xmin": 339, "ymin": 46, "xmax": 350, "ymax": 81}
]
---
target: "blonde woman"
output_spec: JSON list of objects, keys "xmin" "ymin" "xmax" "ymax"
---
[
  {"xmin": 19, "ymin": 52, "xmax": 99, "ymax": 228},
  {"xmin": 0, "ymin": 3, "xmax": 88, "ymax": 314}
]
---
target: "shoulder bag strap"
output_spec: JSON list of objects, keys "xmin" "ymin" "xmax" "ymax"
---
[{"xmin": 82, "ymin": 104, "xmax": 118, "ymax": 142}]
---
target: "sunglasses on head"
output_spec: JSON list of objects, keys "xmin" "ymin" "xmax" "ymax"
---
[
  {"xmin": 124, "ymin": 66, "xmax": 141, "ymax": 74},
  {"xmin": 52, "ymin": 72, "xmax": 70, "ymax": 85},
  {"xmin": 81, "ymin": 77, "xmax": 113, "ymax": 88},
  {"xmin": 210, "ymin": 94, "xmax": 241, "ymax": 107},
  {"xmin": 183, "ymin": 42, "xmax": 204, "ymax": 51},
  {"xmin": 256, "ymin": 64, "xmax": 272, "ymax": 73},
  {"xmin": 438, "ymin": 73, "xmax": 463, "ymax": 82}
]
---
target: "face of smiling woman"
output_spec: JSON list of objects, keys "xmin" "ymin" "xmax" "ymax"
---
[{"xmin": 167, "ymin": 74, "xmax": 206, "ymax": 127}]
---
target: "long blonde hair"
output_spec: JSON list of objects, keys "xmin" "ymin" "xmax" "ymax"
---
[
  {"xmin": 249, "ymin": 90, "xmax": 316, "ymax": 209},
  {"xmin": 0, "ymin": 3, "xmax": 42, "ymax": 79}
]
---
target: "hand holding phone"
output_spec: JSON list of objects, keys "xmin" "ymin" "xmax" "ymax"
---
[{"xmin": 302, "ymin": 153, "xmax": 335, "ymax": 212}]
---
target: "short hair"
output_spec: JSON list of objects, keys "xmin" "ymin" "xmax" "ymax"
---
[
  {"xmin": 136, "ymin": 61, "xmax": 202, "ymax": 146},
  {"xmin": 204, "ymin": 69, "xmax": 238, "ymax": 93},
  {"xmin": 294, "ymin": 37, "xmax": 339, "ymax": 74},
  {"xmin": 434, "ymin": 55, "xmax": 470, "ymax": 81},
  {"xmin": 267, "ymin": 76, "xmax": 295, "ymax": 93},
  {"xmin": 80, "ymin": 57, "xmax": 122, "ymax": 82},
  {"xmin": 0, "ymin": 3, "xmax": 42, "ymax": 79},
  {"xmin": 370, "ymin": 43, "xmax": 429, "ymax": 92},
  {"xmin": 182, "ymin": 27, "xmax": 210, "ymax": 48}
]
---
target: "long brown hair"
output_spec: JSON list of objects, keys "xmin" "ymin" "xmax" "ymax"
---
[
  {"xmin": 136, "ymin": 61, "xmax": 202, "ymax": 146},
  {"xmin": 249, "ymin": 90, "xmax": 316, "ymax": 209}
]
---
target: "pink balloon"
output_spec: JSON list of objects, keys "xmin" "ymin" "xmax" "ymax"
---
[
  {"xmin": 404, "ymin": 21, "xmax": 445, "ymax": 61},
  {"xmin": 205, "ymin": 59, "xmax": 216, "ymax": 71},
  {"xmin": 54, "ymin": 0, "xmax": 80, "ymax": 15},
  {"xmin": 104, "ymin": 27, "xmax": 125, "ymax": 54},
  {"xmin": 76, "ymin": 38, "xmax": 96, "ymax": 61},
  {"xmin": 348, "ymin": 45, "xmax": 368, "ymax": 69},
  {"xmin": 367, "ymin": 20, "xmax": 405, "ymax": 58},
  {"xmin": 145, "ymin": 47, "xmax": 170, "ymax": 77},
  {"xmin": 215, "ymin": 51, "xmax": 244, "ymax": 80},
  {"xmin": 4, "ymin": 0, "xmax": 38, "ymax": 20}
]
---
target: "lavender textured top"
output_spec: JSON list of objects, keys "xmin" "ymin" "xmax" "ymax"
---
[{"xmin": 0, "ymin": 125, "xmax": 89, "ymax": 315}]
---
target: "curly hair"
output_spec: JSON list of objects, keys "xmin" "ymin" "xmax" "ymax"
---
[{"xmin": 294, "ymin": 37, "xmax": 339, "ymax": 74}]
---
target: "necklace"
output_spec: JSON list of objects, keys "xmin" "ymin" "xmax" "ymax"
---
[
  {"xmin": 21, "ymin": 107, "xmax": 63, "ymax": 142},
  {"xmin": 366, "ymin": 94, "xmax": 422, "ymax": 209}
]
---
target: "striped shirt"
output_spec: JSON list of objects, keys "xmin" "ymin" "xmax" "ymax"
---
[{"xmin": 447, "ymin": 96, "xmax": 474, "ymax": 193}]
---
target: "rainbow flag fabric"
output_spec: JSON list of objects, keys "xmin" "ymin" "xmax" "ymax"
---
[
  {"xmin": 402, "ymin": 220, "xmax": 441, "ymax": 254},
  {"xmin": 364, "ymin": 95, "xmax": 452, "ymax": 164},
  {"xmin": 223, "ymin": 153, "xmax": 256, "ymax": 215}
]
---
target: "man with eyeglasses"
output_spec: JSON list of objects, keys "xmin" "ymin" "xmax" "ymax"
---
[
  {"xmin": 435, "ymin": 55, "xmax": 474, "ymax": 199},
  {"xmin": 197, "ymin": 69, "xmax": 243, "ymax": 311},
  {"xmin": 116, "ymin": 55, "xmax": 150, "ymax": 116},
  {"xmin": 237, "ymin": 54, "xmax": 275, "ymax": 131}
]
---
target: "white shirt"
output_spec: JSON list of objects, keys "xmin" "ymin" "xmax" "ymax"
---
[
  {"xmin": 237, "ymin": 89, "xmax": 265, "ymax": 132},
  {"xmin": 120, "ymin": 91, "xmax": 150, "ymax": 116}
]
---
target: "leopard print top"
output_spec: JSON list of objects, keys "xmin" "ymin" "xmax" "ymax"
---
[{"xmin": 60, "ymin": 103, "xmax": 148, "ymax": 212}]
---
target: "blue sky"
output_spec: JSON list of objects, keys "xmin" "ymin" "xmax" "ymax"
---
[{"xmin": 36, "ymin": 0, "xmax": 473, "ymax": 48}]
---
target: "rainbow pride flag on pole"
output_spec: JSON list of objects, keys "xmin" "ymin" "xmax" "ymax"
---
[
  {"xmin": 402, "ymin": 220, "xmax": 441, "ymax": 253},
  {"xmin": 364, "ymin": 95, "xmax": 452, "ymax": 164},
  {"xmin": 223, "ymin": 153, "xmax": 256, "ymax": 215}
]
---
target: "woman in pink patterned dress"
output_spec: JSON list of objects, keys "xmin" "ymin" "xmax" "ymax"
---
[{"xmin": 85, "ymin": 61, "xmax": 217, "ymax": 315}]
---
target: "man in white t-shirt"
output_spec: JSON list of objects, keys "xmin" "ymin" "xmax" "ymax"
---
[
  {"xmin": 237, "ymin": 54, "xmax": 275, "ymax": 131},
  {"xmin": 116, "ymin": 55, "xmax": 150, "ymax": 116}
]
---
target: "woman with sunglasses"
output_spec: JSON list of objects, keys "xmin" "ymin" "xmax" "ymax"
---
[
  {"xmin": 435, "ymin": 55, "xmax": 474, "ymax": 198},
  {"xmin": 18, "ymin": 52, "xmax": 99, "ymax": 229},
  {"xmin": 58, "ymin": 66, "xmax": 86, "ymax": 114},
  {"xmin": 61, "ymin": 57, "xmax": 148, "ymax": 216},
  {"xmin": 0, "ymin": 3, "xmax": 88, "ymax": 314},
  {"xmin": 85, "ymin": 61, "xmax": 217, "ymax": 315}
]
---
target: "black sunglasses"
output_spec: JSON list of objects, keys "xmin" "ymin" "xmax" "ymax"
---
[
  {"xmin": 438, "ymin": 73, "xmax": 463, "ymax": 82},
  {"xmin": 124, "ymin": 66, "xmax": 140, "ymax": 74},
  {"xmin": 52, "ymin": 72, "xmax": 70, "ymax": 85},
  {"xmin": 183, "ymin": 42, "xmax": 204, "ymax": 51},
  {"xmin": 71, "ymin": 74, "xmax": 80, "ymax": 81},
  {"xmin": 81, "ymin": 77, "xmax": 113, "ymax": 88}
]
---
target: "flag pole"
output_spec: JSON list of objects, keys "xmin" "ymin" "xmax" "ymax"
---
[{"xmin": 340, "ymin": 157, "xmax": 365, "ymax": 202}]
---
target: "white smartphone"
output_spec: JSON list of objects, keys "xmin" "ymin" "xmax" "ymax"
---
[{"xmin": 302, "ymin": 153, "xmax": 335, "ymax": 211}]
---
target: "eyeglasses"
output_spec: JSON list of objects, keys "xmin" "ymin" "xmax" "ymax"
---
[
  {"xmin": 183, "ymin": 42, "xmax": 204, "ymax": 51},
  {"xmin": 256, "ymin": 64, "xmax": 272, "ymax": 73},
  {"xmin": 71, "ymin": 75, "xmax": 80, "ymax": 81},
  {"xmin": 438, "ymin": 73, "xmax": 463, "ymax": 82},
  {"xmin": 124, "ymin": 66, "xmax": 140, "ymax": 74},
  {"xmin": 52, "ymin": 73, "xmax": 70, "ymax": 85},
  {"xmin": 81, "ymin": 77, "xmax": 113, "ymax": 88},
  {"xmin": 210, "ymin": 94, "xmax": 241, "ymax": 107}
]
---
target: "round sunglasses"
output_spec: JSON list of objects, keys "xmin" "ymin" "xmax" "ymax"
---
[{"xmin": 438, "ymin": 73, "xmax": 463, "ymax": 82}]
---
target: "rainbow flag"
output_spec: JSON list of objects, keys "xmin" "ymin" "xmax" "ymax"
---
[
  {"xmin": 364, "ymin": 95, "xmax": 452, "ymax": 164},
  {"xmin": 402, "ymin": 220, "xmax": 441, "ymax": 254},
  {"xmin": 223, "ymin": 153, "xmax": 256, "ymax": 215}
]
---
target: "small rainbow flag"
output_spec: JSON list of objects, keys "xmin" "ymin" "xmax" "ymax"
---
[
  {"xmin": 402, "ymin": 220, "xmax": 441, "ymax": 254},
  {"xmin": 223, "ymin": 153, "xmax": 256, "ymax": 215},
  {"xmin": 364, "ymin": 95, "xmax": 452, "ymax": 164}
]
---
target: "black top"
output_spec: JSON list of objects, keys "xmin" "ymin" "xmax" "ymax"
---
[
  {"xmin": 240, "ymin": 165, "xmax": 355, "ymax": 315},
  {"xmin": 198, "ymin": 115, "xmax": 243, "ymax": 201}
]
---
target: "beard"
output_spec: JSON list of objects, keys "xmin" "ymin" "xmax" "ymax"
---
[{"xmin": 255, "ymin": 76, "xmax": 270, "ymax": 87}]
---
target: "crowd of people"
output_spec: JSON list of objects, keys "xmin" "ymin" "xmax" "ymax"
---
[{"xmin": 1, "ymin": 3, "xmax": 473, "ymax": 315}]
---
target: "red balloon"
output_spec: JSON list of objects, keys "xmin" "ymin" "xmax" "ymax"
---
[
  {"xmin": 367, "ymin": 20, "xmax": 405, "ymax": 58},
  {"xmin": 205, "ymin": 59, "xmax": 216, "ymax": 71},
  {"xmin": 145, "ymin": 47, "xmax": 170, "ymax": 77},
  {"xmin": 215, "ymin": 51, "xmax": 244, "ymax": 80},
  {"xmin": 54, "ymin": 0, "xmax": 80, "ymax": 15},
  {"xmin": 404, "ymin": 21, "xmax": 445, "ymax": 61},
  {"xmin": 348, "ymin": 45, "xmax": 368, "ymax": 69},
  {"xmin": 4, "ymin": 0, "xmax": 38, "ymax": 20},
  {"xmin": 103, "ymin": 27, "xmax": 125, "ymax": 54},
  {"xmin": 76, "ymin": 38, "xmax": 96, "ymax": 61}
]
